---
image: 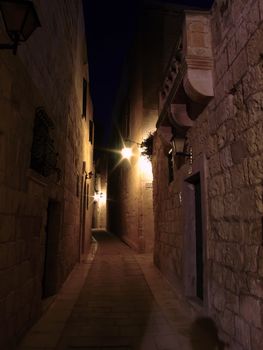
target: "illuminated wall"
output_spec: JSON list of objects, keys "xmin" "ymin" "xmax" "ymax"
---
[
  {"xmin": 0, "ymin": 1, "xmax": 93, "ymax": 347},
  {"xmin": 108, "ymin": 3, "xmax": 181, "ymax": 252},
  {"xmin": 93, "ymin": 172, "xmax": 108, "ymax": 230}
]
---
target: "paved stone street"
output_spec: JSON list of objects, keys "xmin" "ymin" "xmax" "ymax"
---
[{"xmin": 18, "ymin": 231, "xmax": 220, "ymax": 350}]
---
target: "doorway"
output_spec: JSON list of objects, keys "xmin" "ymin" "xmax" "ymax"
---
[
  {"xmin": 79, "ymin": 175, "xmax": 87, "ymax": 256},
  {"xmin": 194, "ymin": 176, "xmax": 203, "ymax": 300},
  {"xmin": 42, "ymin": 200, "xmax": 61, "ymax": 298},
  {"xmin": 183, "ymin": 162, "xmax": 208, "ymax": 305}
]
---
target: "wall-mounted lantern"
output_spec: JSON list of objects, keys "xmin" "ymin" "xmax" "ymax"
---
[
  {"xmin": 172, "ymin": 137, "xmax": 193, "ymax": 174},
  {"xmin": 172, "ymin": 137, "xmax": 192, "ymax": 157},
  {"xmin": 94, "ymin": 191, "xmax": 106, "ymax": 203},
  {"xmin": 0, "ymin": 0, "xmax": 41, "ymax": 54},
  {"xmin": 121, "ymin": 147, "xmax": 133, "ymax": 160},
  {"xmin": 121, "ymin": 135, "xmax": 155, "ymax": 161},
  {"xmin": 121, "ymin": 138, "xmax": 141, "ymax": 160},
  {"xmin": 85, "ymin": 171, "xmax": 94, "ymax": 180}
]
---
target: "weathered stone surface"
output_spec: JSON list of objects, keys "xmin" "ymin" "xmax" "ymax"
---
[
  {"xmin": 242, "ymin": 220, "xmax": 262, "ymax": 245},
  {"xmin": 230, "ymin": 163, "xmax": 249, "ymax": 189},
  {"xmin": 240, "ymin": 295, "xmax": 261, "ymax": 328},
  {"xmin": 212, "ymin": 220, "xmax": 241, "ymax": 243},
  {"xmin": 223, "ymin": 192, "xmax": 239, "ymax": 219},
  {"xmin": 235, "ymin": 19, "xmax": 248, "ymax": 55},
  {"xmin": 209, "ymin": 174, "xmax": 225, "ymax": 197},
  {"xmin": 232, "ymin": 49, "xmax": 248, "ymax": 85},
  {"xmin": 224, "ymin": 169, "xmax": 232, "ymax": 192},
  {"xmin": 206, "ymin": 135, "xmax": 218, "ymax": 158},
  {"xmin": 254, "ymin": 185, "xmax": 263, "ymax": 214},
  {"xmin": 0, "ymin": 215, "xmax": 15, "ymax": 243},
  {"xmin": 243, "ymin": 70, "xmax": 263, "ymax": 102},
  {"xmin": 211, "ymin": 197, "xmax": 225, "ymax": 219},
  {"xmin": 245, "ymin": 122, "xmax": 263, "ymax": 156},
  {"xmin": 225, "ymin": 289, "xmax": 239, "ymax": 313},
  {"xmin": 208, "ymin": 153, "xmax": 222, "ymax": 176},
  {"xmin": 215, "ymin": 45, "xmax": 229, "ymax": 81},
  {"xmin": 215, "ymin": 242, "xmax": 244, "ymax": 270},
  {"xmin": 213, "ymin": 287, "xmax": 225, "ymax": 311},
  {"xmin": 219, "ymin": 146, "xmax": 233, "ymax": 170},
  {"xmin": 247, "ymin": 275, "xmax": 263, "ymax": 299},
  {"xmin": 221, "ymin": 309, "xmax": 235, "ymax": 336},
  {"xmin": 235, "ymin": 316, "xmax": 251, "ymax": 350},
  {"xmin": 227, "ymin": 33, "xmax": 237, "ymax": 66},
  {"xmin": 247, "ymin": 25, "xmax": 263, "ymax": 66},
  {"xmin": 251, "ymin": 325, "xmax": 263, "ymax": 350},
  {"xmin": 152, "ymin": 1, "xmax": 263, "ymax": 348},
  {"xmin": 234, "ymin": 111, "xmax": 249, "ymax": 136},
  {"xmin": 260, "ymin": 0, "xmax": 263, "ymax": 20},
  {"xmin": 231, "ymin": 139, "xmax": 248, "ymax": 164},
  {"xmin": 258, "ymin": 247, "xmax": 263, "ymax": 277},
  {"xmin": 239, "ymin": 188, "xmax": 258, "ymax": 220},
  {"xmin": 248, "ymin": 154, "xmax": 263, "ymax": 185},
  {"xmin": 217, "ymin": 124, "xmax": 227, "ymax": 149},
  {"xmin": 248, "ymin": 91, "xmax": 263, "ymax": 125},
  {"xmin": 225, "ymin": 119, "xmax": 235, "ymax": 144},
  {"xmin": 244, "ymin": 245, "xmax": 259, "ymax": 272},
  {"xmin": 0, "ymin": 0, "xmax": 94, "ymax": 348}
]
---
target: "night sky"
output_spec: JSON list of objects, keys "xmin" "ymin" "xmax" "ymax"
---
[{"xmin": 83, "ymin": 0, "xmax": 214, "ymax": 147}]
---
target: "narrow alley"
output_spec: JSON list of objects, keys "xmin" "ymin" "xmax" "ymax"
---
[
  {"xmin": 18, "ymin": 231, "xmax": 222, "ymax": 350},
  {"xmin": 1, "ymin": 1, "xmax": 263, "ymax": 349}
]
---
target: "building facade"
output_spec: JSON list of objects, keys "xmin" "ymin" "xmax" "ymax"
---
[
  {"xmin": 92, "ymin": 156, "xmax": 108, "ymax": 231},
  {"xmin": 108, "ymin": 2, "xmax": 185, "ymax": 252},
  {"xmin": 0, "ymin": 0, "xmax": 94, "ymax": 348},
  {"xmin": 152, "ymin": 0, "xmax": 263, "ymax": 349}
]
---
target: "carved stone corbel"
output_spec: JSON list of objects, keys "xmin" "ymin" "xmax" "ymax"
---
[
  {"xmin": 183, "ymin": 11, "xmax": 214, "ymax": 104},
  {"xmin": 169, "ymin": 103, "xmax": 194, "ymax": 129}
]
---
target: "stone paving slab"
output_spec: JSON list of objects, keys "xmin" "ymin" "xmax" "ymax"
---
[
  {"xmin": 17, "ymin": 232, "xmax": 227, "ymax": 350},
  {"xmin": 17, "ymin": 242, "xmax": 98, "ymax": 350}
]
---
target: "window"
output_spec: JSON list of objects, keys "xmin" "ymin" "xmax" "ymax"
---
[
  {"xmin": 89, "ymin": 120, "xmax": 93, "ymax": 144},
  {"xmin": 30, "ymin": 107, "xmax": 57, "ymax": 177},
  {"xmin": 82, "ymin": 78, "xmax": 87, "ymax": 118}
]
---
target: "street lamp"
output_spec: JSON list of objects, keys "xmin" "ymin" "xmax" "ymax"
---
[
  {"xmin": 0, "ymin": 0, "xmax": 41, "ymax": 54},
  {"xmin": 120, "ymin": 138, "xmax": 142, "ymax": 160},
  {"xmin": 94, "ymin": 191, "xmax": 106, "ymax": 203},
  {"xmin": 121, "ymin": 147, "xmax": 133, "ymax": 160}
]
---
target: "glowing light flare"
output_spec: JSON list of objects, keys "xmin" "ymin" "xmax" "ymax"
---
[
  {"xmin": 93, "ymin": 192, "xmax": 107, "ymax": 204},
  {"xmin": 138, "ymin": 155, "xmax": 153, "ymax": 181},
  {"xmin": 93, "ymin": 192, "xmax": 100, "ymax": 202},
  {"xmin": 99, "ymin": 192, "xmax": 107, "ymax": 204},
  {"xmin": 121, "ymin": 147, "xmax": 133, "ymax": 160}
]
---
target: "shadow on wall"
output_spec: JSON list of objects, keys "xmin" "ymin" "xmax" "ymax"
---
[{"xmin": 190, "ymin": 317, "xmax": 228, "ymax": 350}]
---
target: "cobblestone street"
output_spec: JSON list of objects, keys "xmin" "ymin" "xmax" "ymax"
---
[{"xmin": 18, "ymin": 231, "xmax": 197, "ymax": 350}]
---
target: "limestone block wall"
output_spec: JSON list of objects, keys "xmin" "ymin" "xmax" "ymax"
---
[
  {"xmin": 92, "ymin": 168, "xmax": 108, "ymax": 230},
  {"xmin": 109, "ymin": 5, "xmax": 184, "ymax": 253},
  {"xmin": 152, "ymin": 134, "xmax": 184, "ymax": 287},
  {"xmin": 152, "ymin": 0, "xmax": 263, "ymax": 348},
  {"xmin": 0, "ymin": 0, "xmax": 93, "ymax": 348}
]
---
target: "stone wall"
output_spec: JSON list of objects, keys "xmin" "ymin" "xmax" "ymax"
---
[
  {"xmin": 0, "ymin": 1, "xmax": 93, "ymax": 348},
  {"xmin": 152, "ymin": 0, "xmax": 263, "ymax": 348},
  {"xmin": 108, "ymin": 4, "xmax": 185, "ymax": 253},
  {"xmin": 93, "ymin": 157, "xmax": 108, "ymax": 230}
]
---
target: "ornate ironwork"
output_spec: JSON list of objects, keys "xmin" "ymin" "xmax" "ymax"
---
[{"xmin": 30, "ymin": 107, "xmax": 59, "ymax": 177}]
